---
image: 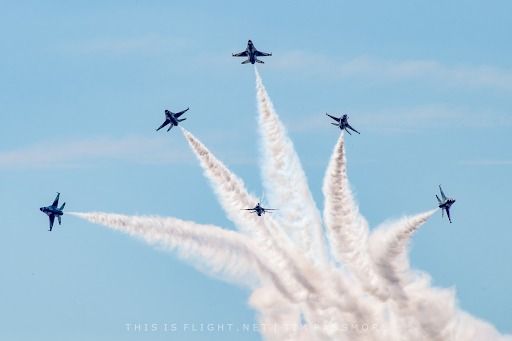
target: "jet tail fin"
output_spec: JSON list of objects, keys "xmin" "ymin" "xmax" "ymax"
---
[
  {"xmin": 57, "ymin": 215, "xmax": 62, "ymax": 225},
  {"xmin": 436, "ymin": 195, "xmax": 441, "ymax": 204},
  {"xmin": 241, "ymin": 59, "xmax": 251, "ymax": 64},
  {"xmin": 60, "ymin": 202, "xmax": 66, "ymax": 211},
  {"xmin": 167, "ymin": 125, "xmax": 173, "ymax": 132}
]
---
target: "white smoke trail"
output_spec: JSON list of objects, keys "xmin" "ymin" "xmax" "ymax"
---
[
  {"xmin": 369, "ymin": 210, "xmax": 459, "ymax": 340},
  {"xmin": 180, "ymin": 128, "xmax": 299, "ymax": 277},
  {"xmin": 180, "ymin": 127, "xmax": 313, "ymax": 285},
  {"xmin": 322, "ymin": 134, "xmax": 384, "ymax": 298},
  {"xmin": 255, "ymin": 67, "xmax": 326, "ymax": 264},
  {"xmin": 69, "ymin": 212, "xmax": 296, "ymax": 301},
  {"xmin": 369, "ymin": 210, "xmax": 437, "ymax": 289},
  {"xmin": 368, "ymin": 212, "xmax": 511, "ymax": 341},
  {"xmin": 249, "ymin": 287, "xmax": 305, "ymax": 341},
  {"xmin": 181, "ymin": 128, "xmax": 377, "ymax": 340},
  {"xmin": 254, "ymin": 70, "xmax": 384, "ymax": 340},
  {"xmin": 70, "ymin": 210, "xmax": 339, "ymax": 339},
  {"xmin": 180, "ymin": 127, "xmax": 320, "ymax": 326},
  {"xmin": 181, "ymin": 128, "xmax": 259, "ymax": 235},
  {"xmin": 65, "ymin": 71, "xmax": 512, "ymax": 341},
  {"xmin": 451, "ymin": 312, "xmax": 512, "ymax": 341}
]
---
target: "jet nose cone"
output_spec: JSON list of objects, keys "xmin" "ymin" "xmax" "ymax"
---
[{"xmin": 39, "ymin": 207, "xmax": 43, "ymax": 211}]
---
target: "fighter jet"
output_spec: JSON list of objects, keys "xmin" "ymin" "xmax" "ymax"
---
[
  {"xmin": 40, "ymin": 192, "xmax": 65, "ymax": 231},
  {"xmin": 436, "ymin": 185, "xmax": 456, "ymax": 223},
  {"xmin": 242, "ymin": 203, "xmax": 277, "ymax": 216},
  {"xmin": 156, "ymin": 108, "xmax": 189, "ymax": 132},
  {"xmin": 232, "ymin": 40, "xmax": 272, "ymax": 64},
  {"xmin": 326, "ymin": 113, "xmax": 360, "ymax": 135}
]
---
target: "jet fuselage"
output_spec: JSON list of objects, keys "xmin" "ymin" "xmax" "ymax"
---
[
  {"xmin": 166, "ymin": 111, "xmax": 180, "ymax": 126},
  {"xmin": 247, "ymin": 41, "xmax": 257, "ymax": 64},
  {"xmin": 438, "ymin": 198, "xmax": 456, "ymax": 210},
  {"xmin": 338, "ymin": 115, "xmax": 349, "ymax": 129},
  {"xmin": 254, "ymin": 204, "xmax": 265, "ymax": 216},
  {"xmin": 40, "ymin": 206, "xmax": 63, "ymax": 217}
]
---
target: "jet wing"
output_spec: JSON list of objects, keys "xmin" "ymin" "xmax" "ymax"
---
[
  {"xmin": 156, "ymin": 120, "xmax": 170, "ymax": 131},
  {"xmin": 439, "ymin": 185, "xmax": 447, "ymax": 201},
  {"xmin": 255, "ymin": 50, "xmax": 272, "ymax": 57},
  {"xmin": 347, "ymin": 124, "xmax": 361, "ymax": 134},
  {"xmin": 326, "ymin": 114, "xmax": 341, "ymax": 122},
  {"xmin": 232, "ymin": 51, "xmax": 249, "ymax": 57},
  {"xmin": 174, "ymin": 108, "xmax": 189, "ymax": 118},
  {"xmin": 49, "ymin": 214, "xmax": 55, "ymax": 231},
  {"xmin": 446, "ymin": 207, "xmax": 452, "ymax": 223},
  {"xmin": 51, "ymin": 193, "xmax": 60, "ymax": 208}
]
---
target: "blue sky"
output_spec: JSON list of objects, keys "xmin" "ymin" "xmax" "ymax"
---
[{"xmin": 1, "ymin": 1, "xmax": 511, "ymax": 340}]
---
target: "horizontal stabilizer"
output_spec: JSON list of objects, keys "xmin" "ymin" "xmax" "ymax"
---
[{"xmin": 241, "ymin": 59, "xmax": 251, "ymax": 64}]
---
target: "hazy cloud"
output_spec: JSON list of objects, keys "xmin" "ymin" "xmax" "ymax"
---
[
  {"xmin": 59, "ymin": 34, "xmax": 190, "ymax": 57},
  {"xmin": 271, "ymin": 52, "xmax": 512, "ymax": 91},
  {"xmin": 0, "ymin": 136, "xmax": 191, "ymax": 169},
  {"xmin": 286, "ymin": 104, "xmax": 511, "ymax": 134},
  {"xmin": 460, "ymin": 159, "xmax": 512, "ymax": 166}
]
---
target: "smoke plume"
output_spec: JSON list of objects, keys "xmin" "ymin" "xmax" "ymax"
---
[{"xmin": 70, "ymin": 70, "xmax": 510, "ymax": 341}]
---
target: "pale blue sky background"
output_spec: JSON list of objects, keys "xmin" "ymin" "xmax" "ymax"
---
[{"xmin": 1, "ymin": 1, "xmax": 511, "ymax": 340}]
